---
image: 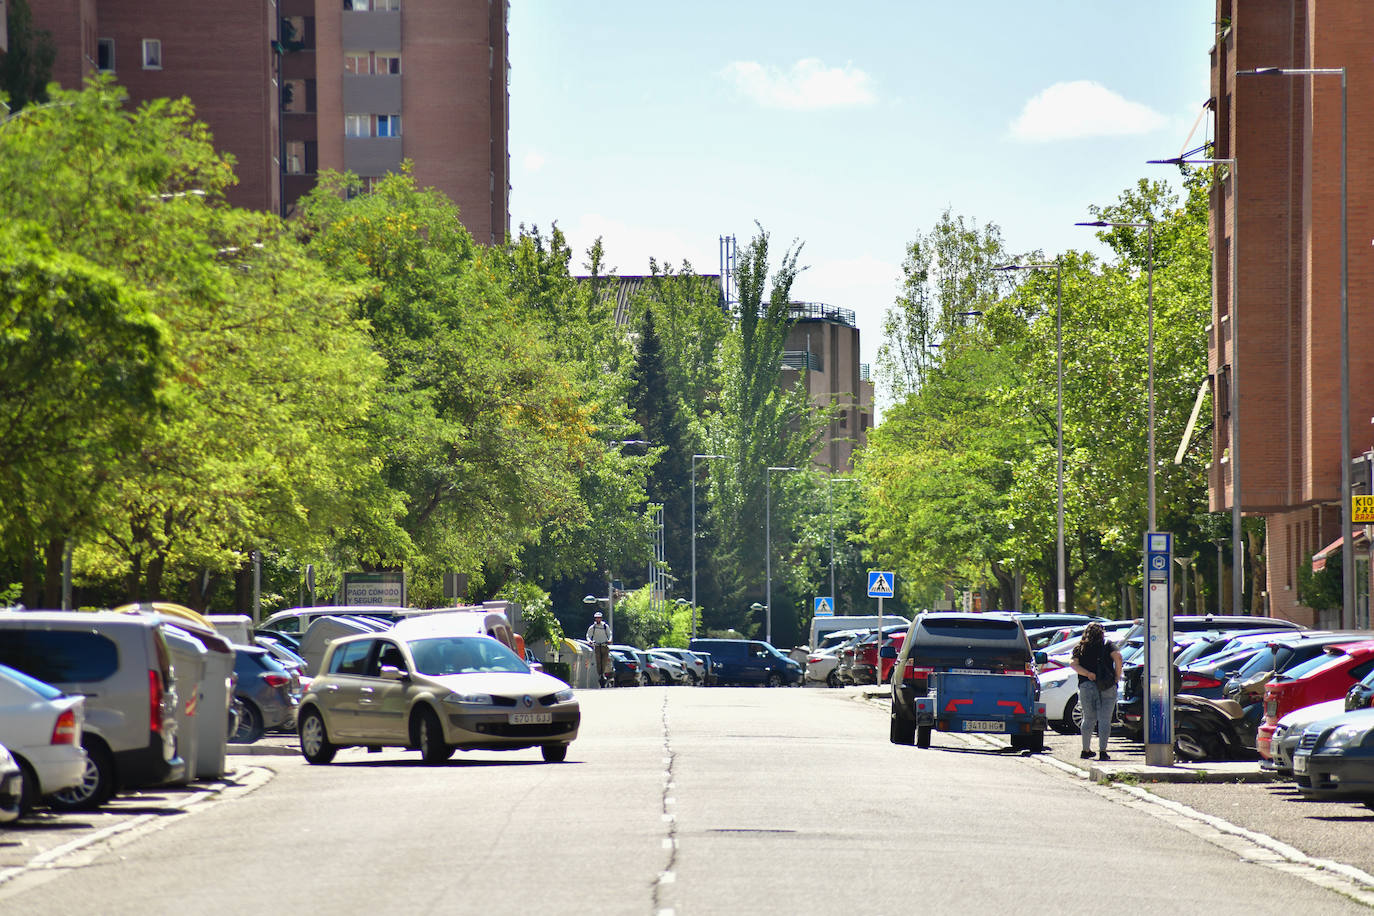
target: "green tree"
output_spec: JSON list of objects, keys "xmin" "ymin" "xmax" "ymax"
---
[
  {"xmin": 700, "ymin": 227, "xmax": 822, "ymax": 638},
  {"xmin": 298, "ymin": 170, "xmax": 606, "ymax": 606},
  {"xmin": 0, "ymin": 0, "xmax": 55, "ymax": 113}
]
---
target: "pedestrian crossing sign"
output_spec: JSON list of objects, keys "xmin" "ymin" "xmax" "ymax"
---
[
  {"xmin": 867, "ymin": 571, "xmax": 895, "ymax": 598},
  {"xmin": 814, "ymin": 597, "xmax": 834, "ymax": 616}
]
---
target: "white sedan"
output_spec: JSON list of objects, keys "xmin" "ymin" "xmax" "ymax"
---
[{"xmin": 0, "ymin": 663, "xmax": 88, "ymax": 812}]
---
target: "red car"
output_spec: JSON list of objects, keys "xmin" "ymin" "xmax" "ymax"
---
[
  {"xmin": 1257, "ymin": 640, "xmax": 1374, "ymax": 758},
  {"xmin": 855, "ymin": 627, "xmax": 908, "ymax": 685}
]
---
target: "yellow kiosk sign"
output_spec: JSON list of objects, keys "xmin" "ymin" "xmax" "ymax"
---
[{"xmin": 1353, "ymin": 495, "xmax": 1374, "ymax": 524}]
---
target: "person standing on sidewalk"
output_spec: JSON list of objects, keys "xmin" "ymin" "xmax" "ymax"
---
[{"xmin": 1070, "ymin": 622, "xmax": 1123, "ymax": 761}]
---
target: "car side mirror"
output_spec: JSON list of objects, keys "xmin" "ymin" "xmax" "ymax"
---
[
  {"xmin": 1033, "ymin": 651, "xmax": 1047, "ymax": 666},
  {"xmin": 879, "ymin": 646, "xmax": 897, "ymax": 659},
  {"xmin": 379, "ymin": 665, "xmax": 407, "ymax": 680}
]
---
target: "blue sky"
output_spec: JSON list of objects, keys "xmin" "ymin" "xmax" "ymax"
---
[{"xmin": 508, "ymin": 2, "xmax": 1216, "ymax": 384}]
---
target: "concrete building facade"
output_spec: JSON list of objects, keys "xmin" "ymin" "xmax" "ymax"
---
[
  {"xmin": 31, "ymin": 0, "xmax": 508, "ymax": 243},
  {"xmin": 1211, "ymin": 0, "xmax": 1374, "ymax": 625},
  {"xmin": 780, "ymin": 303, "xmax": 873, "ymax": 472}
]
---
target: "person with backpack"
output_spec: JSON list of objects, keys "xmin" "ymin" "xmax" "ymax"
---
[
  {"xmin": 586, "ymin": 611, "xmax": 612, "ymax": 686},
  {"xmin": 1070, "ymin": 622, "xmax": 1123, "ymax": 761}
]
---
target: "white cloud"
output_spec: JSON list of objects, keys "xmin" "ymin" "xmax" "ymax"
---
[
  {"xmin": 721, "ymin": 58, "xmax": 877, "ymax": 111},
  {"xmin": 1009, "ymin": 80, "xmax": 1168, "ymax": 142},
  {"xmin": 523, "ymin": 150, "xmax": 547, "ymax": 172}
]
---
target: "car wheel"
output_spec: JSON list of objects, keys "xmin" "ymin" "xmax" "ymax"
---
[
  {"xmin": 414, "ymin": 707, "xmax": 451, "ymax": 765},
  {"xmin": 48, "ymin": 738, "xmax": 115, "ymax": 812},
  {"xmin": 890, "ymin": 708, "xmax": 916, "ymax": 746},
  {"xmin": 916, "ymin": 726, "xmax": 932, "ymax": 749},
  {"xmin": 826, "ymin": 670, "xmax": 839, "ymax": 688},
  {"xmin": 767, "ymin": 673, "xmax": 783, "ymax": 688},
  {"xmin": 16, "ymin": 757, "xmax": 40, "ymax": 815},
  {"xmin": 231, "ymin": 699, "xmax": 264, "ymax": 744},
  {"xmin": 298, "ymin": 708, "xmax": 337, "ymax": 765},
  {"xmin": 1051, "ymin": 695, "xmax": 1081, "ymax": 735},
  {"xmin": 541, "ymin": 744, "xmax": 568, "ymax": 763},
  {"xmin": 687, "ymin": 670, "xmax": 700, "ymax": 685}
]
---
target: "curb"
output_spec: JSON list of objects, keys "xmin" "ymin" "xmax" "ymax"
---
[
  {"xmin": 227, "ymin": 742, "xmax": 299, "ymax": 756},
  {"xmin": 1087, "ymin": 761, "xmax": 1278, "ymax": 785}
]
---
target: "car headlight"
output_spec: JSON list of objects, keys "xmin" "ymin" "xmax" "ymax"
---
[
  {"xmin": 553, "ymin": 688, "xmax": 575, "ymax": 703},
  {"xmin": 1321, "ymin": 724, "xmax": 1369, "ymax": 750},
  {"xmin": 444, "ymin": 692, "xmax": 493, "ymax": 706}
]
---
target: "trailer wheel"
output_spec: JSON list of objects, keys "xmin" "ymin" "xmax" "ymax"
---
[{"xmin": 916, "ymin": 725, "xmax": 931, "ymax": 749}]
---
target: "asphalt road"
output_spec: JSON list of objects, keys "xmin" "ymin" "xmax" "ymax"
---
[{"xmin": 2, "ymin": 685, "xmax": 1371, "ymax": 914}]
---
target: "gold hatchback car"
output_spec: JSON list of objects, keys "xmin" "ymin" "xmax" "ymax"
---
[{"xmin": 297, "ymin": 631, "xmax": 579, "ymax": 764}]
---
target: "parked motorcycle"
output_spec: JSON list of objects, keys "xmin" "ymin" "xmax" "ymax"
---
[{"xmin": 1173, "ymin": 694, "xmax": 1256, "ymax": 762}]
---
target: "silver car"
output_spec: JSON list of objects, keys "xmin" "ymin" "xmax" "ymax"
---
[{"xmin": 298, "ymin": 631, "xmax": 579, "ymax": 765}]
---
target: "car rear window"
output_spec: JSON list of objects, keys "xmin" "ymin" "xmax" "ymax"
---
[
  {"xmin": 0, "ymin": 630, "xmax": 119, "ymax": 683},
  {"xmin": 1282, "ymin": 652, "xmax": 1343, "ymax": 680},
  {"xmin": 0, "ymin": 662, "xmax": 65, "ymax": 699},
  {"xmin": 910, "ymin": 617, "xmax": 1031, "ymax": 668}
]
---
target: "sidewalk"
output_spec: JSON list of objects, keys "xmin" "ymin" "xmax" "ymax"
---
[{"xmin": 860, "ymin": 686, "xmax": 1276, "ymax": 785}]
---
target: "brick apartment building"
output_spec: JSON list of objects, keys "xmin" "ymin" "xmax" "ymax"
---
[
  {"xmin": 1212, "ymin": 0, "xmax": 1374, "ymax": 626},
  {"xmin": 31, "ymin": 0, "xmax": 509, "ymax": 243}
]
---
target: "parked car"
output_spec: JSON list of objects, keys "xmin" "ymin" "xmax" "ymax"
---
[
  {"xmin": 0, "ymin": 611, "xmax": 183, "ymax": 810},
  {"xmin": 1291, "ymin": 707, "xmax": 1374, "ymax": 809},
  {"xmin": 1344, "ymin": 664, "xmax": 1374, "ymax": 712},
  {"xmin": 1258, "ymin": 640, "xmax": 1374, "ymax": 758},
  {"xmin": 231, "ymin": 647, "xmax": 300, "ymax": 743},
  {"xmin": 255, "ymin": 633, "xmax": 311, "ymax": 687},
  {"xmin": 805, "ymin": 634, "xmax": 861, "ymax": 688},
  {"xmin": 0, "ymin": 663, "xmax": 87, "ymax": 813},
  {"xmin": 648, "ymin": 651, "xmax": 691, "ymax": 685},
  {"xmin": 1269, "ymin": 698, "xmax": 1346, "ymax": 776},
  {"xmin": 297, "ymin": 630, "xmax": 579, "ymax": 764},
  {"xmin": 889, "ymin": 612, "xmax": 1046, "ymax": 751},
  {"xmin": 258, "ymin": 605, "xmax": 410, "ymax": 637},
  {"xmin": 852, "ymin": 626, "xmax": 908, "ymax": 686},
  {"xmin": 607, "ymin": 649, "xmax": 641, "ymax": 687},
  {"xmin": 688, "ymin": 638, "xmax": 802, "ymax": 686},
  {"xmin": 0, "ymin": 746, "xmax": 22, "ymax": 824},
  {"xmin": 651, "ymin": 648, "xmax": 708, "ymax": 684}
]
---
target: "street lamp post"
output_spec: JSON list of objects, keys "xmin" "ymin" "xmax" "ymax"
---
[
  {"xmin": 766, "ymin": 466, "xmax": 801, "ymax": 645},
  {"xmin": 1076, "ymin": 219, "xmax": 1156, "ymax": 531},
  {"xmin": 1238, "ymin": 66, "xmax": 1350, "ymax": 626},
  {"xmin": 994, "ymin": 259, "xmax": 1066, "ymax": 612},
  {"xmin": 691, "ymin": 454, "xmax": 725, "ymax": 639},
  {"xmin": 1150, "ymin": 154, "xmax": 1241, "ymax": 615}
]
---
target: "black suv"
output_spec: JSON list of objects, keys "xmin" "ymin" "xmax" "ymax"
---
[{"xmin": 888, "ymin": 613, "xmax": 1039, "ymax": 748}]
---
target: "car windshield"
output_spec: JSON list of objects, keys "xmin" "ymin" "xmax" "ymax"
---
[{"xmin": 407, "ymin": 636, "xmax": 528, "ymax": 676}]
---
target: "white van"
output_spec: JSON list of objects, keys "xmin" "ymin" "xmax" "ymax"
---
[
  {"xmin": 259, "ymin": 605, "xmax": 408, "ymax": 637},
  {"xmin": 808, "ymin": 614, "xmax": 911, "ymax": 650}
]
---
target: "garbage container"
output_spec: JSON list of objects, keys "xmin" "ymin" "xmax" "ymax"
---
[
  {"xmin": 184, "ymin": 626, "xmax": 235, "ymax": 780},
  {"xmin": 161, "ymin": 626, "xmax": 207, "ymax": 787}
]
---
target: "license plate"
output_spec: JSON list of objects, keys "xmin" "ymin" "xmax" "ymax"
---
[
  {"xmin": 509, "ymin": 712, "xmax": 552, "ymax": 725},
  {"xmin": 1294, "ymin": 755, "xmax": 1308, "ymax": 774},
  {"xmin": 949, "ymin": 668, "xmax": 991, "ymax": 675},
  {"xmin": 963, "ymin": 720, "xmax": 1005, "ymax": 732}
]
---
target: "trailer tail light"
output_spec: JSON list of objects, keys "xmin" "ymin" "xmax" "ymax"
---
[
  {"xmin": 51, "ymin": 708, "xmax": 78, "ymax": 745},
  {"xmin": 149, "ymin": 669, "xmax": 164, "ymax": 734},
  {"xmin": 1181, "ymin": 673, "xmax": 1222, "ymax": 690}
]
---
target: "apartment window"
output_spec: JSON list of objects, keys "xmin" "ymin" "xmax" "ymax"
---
[
  {"xmin": 345, "ymin": 0, "xmax": 400, "ymax": 9},
  {"xmin": 282, "ymin": 79, "xmax": 316, "ymax": 113},
  {"xmin": 376, "ymin": 114, "xmax": 401, "ymax": 137},
  {"xmin": 374, "ymin": 0, "xmax": 401, "ymax": 9},
  {"xmin": 375, "ymin": 54, "xmax": 401, "ymax": 75},
  {"xmin": 344, "ymin": 52, "xmax": 369, "ymax": 74},
  {"xmin": 286, "ymin": 141, "xmax": 306, "ymax": 175},
  {"xmin": 97, "ymin": 38, "xmax": 115, "ymax": 72},
  {"xmin": 345, "ymin": 114, "xmax": 370, "ymax": 138},
  {"xmin": 142, "ymin": 39, "xmax": 162, "ymax": 70}
]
